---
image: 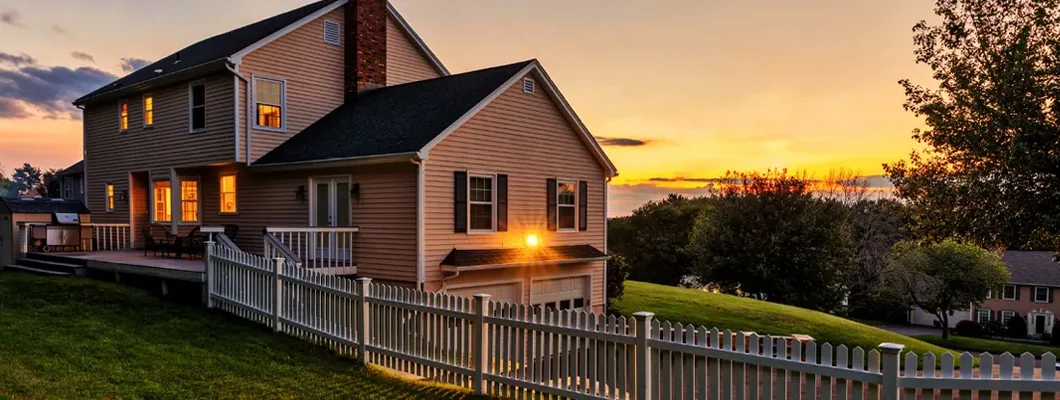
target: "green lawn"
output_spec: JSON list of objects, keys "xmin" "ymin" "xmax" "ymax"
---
[
  {"xmin": 915, "ymin": 334, "xmax": 1060, "ymax": 357},
  {"xmin": 612, "ymin": 281, "xmax": 955, "ymax": 357},
  {"xmin": 0, "ymin": 271, "xmax": 481, "ymax": 399}
]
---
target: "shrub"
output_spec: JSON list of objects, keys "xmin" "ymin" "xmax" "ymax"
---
[
  {"xmin": 1006, "ymin": 313, "xmax": 1028, "ymax": 339},
  {"xmin": 606, "ymin": 253, "xmax": 631, "ymax": 313},
  {"xmin": 984, "ymin": 320, "xmax": 1005, "ymax": 336},
  {"xmin": 954, "ymin": 320, "xmax": 985, "ymax": 337}
]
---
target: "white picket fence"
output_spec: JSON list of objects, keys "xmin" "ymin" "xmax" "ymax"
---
[{"xmin": 205, "ymin": 242, "xmax": 1060, "ymax": 399}]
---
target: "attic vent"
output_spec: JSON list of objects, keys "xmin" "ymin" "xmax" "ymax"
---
[
  {"xmin": 522, "ymin": 78, "xmax": 535, "ymax": 94},
  {"xmin": 323, "ymin": 20, "xmax": 341, "ymax": 45},
  {"xmin": 154, "ymin": 69, "xmax": 163, "ymax": 74}
]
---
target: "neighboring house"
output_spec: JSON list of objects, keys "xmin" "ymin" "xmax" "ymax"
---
[
  {"xmin": 56, "ymin": 161, "xmax": 85, "ymax": 203},
  {"xmin": 908, "ymin": 251, "xmax": 1060, "ymax": 337},
  {"xmin": 72, "ymin": 0, "xmax": 616, "ymax": 312}
]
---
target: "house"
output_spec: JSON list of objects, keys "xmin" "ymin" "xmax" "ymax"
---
[
  {"xmin": 71, "ymin": 0, "xmax": 616, "ymax": 312},
  {"xmin": 975, "ymin": 251, "xmax": 1060, "ymax": 337},
  {"xmin": 908, "ymin": 251, "xmax": 1060, "ymax": 337},
  {"xmin": 55, "ymin": 161, "xmax": 85, "ymax": 203}
]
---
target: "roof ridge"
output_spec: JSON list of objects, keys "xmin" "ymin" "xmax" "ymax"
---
[{"xmin": 373, "ymin": 59, "xmax": 536, "ymax": 92}]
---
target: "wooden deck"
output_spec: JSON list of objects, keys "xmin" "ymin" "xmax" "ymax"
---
[{"xmin": 47, "ymin": 251, "xmax": 205, "ymax": 282}]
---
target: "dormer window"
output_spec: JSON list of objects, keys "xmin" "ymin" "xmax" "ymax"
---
[
  {"xmin": 189, "ymin": 82, "xmax": 206, "ymax": 133},
  {"xmin": 254, "ymin": 77, "xmax": 285, "ymax": 131}
]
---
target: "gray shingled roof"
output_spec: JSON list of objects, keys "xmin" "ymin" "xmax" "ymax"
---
[
  {"xmin": 1002, "ymin": 251, "xmax": 1060, "ymax": 287},
  {"xmin": 74, "ymin": 0, "xmax": 341, "ymax": 105},
  {"xmin": 57, "ymin": 160, "xmax": 83, "ymax": 177},
  {"xmin": 253, "ymin": 60, "xmax": 533, "ymax": 166},
  {"xmin": 2, "ymin": 197, "xmax": 90, "ymax": 214}
]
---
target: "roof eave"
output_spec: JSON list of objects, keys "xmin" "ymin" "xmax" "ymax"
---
[
  {"xmin": 248, "ymin": 151, "xmax": 422, "ymax": 171},
  {"xmin": 442, "ymin": 256, "xmax": 610, "ymax": 273},
  {"xmin": 73, "ymin": 59, "xmax": 231, "ymax": 106}
]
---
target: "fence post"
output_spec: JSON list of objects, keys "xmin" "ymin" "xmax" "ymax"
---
[
  {"xmin": 356, "ymin": 278, "xmax": 372, "ymax": 365},
  {"xmin": 272, "ymin": 257, "xmax": 284, "ymax": 332},
  {"xmin": 473, "ymin": 293, "xmax": 492, "ymax": 395},
  {"xmin": 879, "ymin": 342, "xmax": 905, "ymax": 400},
  {"xmin": 633, "ymin": 311, "xmax": 655, "ymax": 400},
  {"xmin": 204, "ymin": 241, "xmax": 215, "ymax": 309}
]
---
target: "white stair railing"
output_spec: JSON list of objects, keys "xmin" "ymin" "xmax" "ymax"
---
[
  {"xmin": 83, "ymin": 223, "xmax": 132, "ymax": 251},
  {"xmin": 263, "ymin": 227, "xmax": 358, "ymax": 275}
]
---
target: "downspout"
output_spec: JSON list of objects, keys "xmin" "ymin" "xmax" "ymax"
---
[
  {"xmin": 411, "ymin": 157, "xmax": 426, "ymax": 290},
  {"xmin": 77, "ymin": 104, "xmax": 87, "ymax": 207},
  {"xmin": 224, "ymin": 61, "xmax": 251, "ymax": 164},
  {"xmin": 604, "ymin": 176, "xmax": 611, "ymax": 312}
]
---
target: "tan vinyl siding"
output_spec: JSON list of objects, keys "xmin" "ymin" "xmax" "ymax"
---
[
  {"xmin": 198, "ymin": 163, "xmax": 419, "ymax": 283},
  {"xmin": 241, "ymin": 7, "xmax": 345, "ymax": 162},
  {"xmin": 83, "ymin": 73, "xmax": 235, "ymax": 225},
  {"xmin": 386, "ymin": 15, "xmax": 442, "ymax": 85},
  {"xmin": 423, "ymin": 71, "xmax": 608, "ymax": 312}
]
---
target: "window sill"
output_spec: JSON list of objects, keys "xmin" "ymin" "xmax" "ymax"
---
[
  {"xmin": 143, "ymin": 125, "xmax": 154, "ymax": 130},
  {"xmin": 468, "ymin": 230, "xmax": 496, "ymax": 235},
  {"xmin": 1002, "ymin": 297, "xmax": 1017, "ymax": 301},
  {"xmin": 118, "ymin": 130, "xmax": 128, "ymax": 134},
  {"xmin": 189, "ymin": 129, "xmax": 207, "ymax": 134},
  {"xmin": 557, "ymin": 228, "xmax": 578, "ymax": 233},
  {"xmin": 219, "ymin": 212, "xmax": 239, "ymax": 216},
  {"xmin": 254, "ymin": 125, "xmax": 287, "ymax": 133},
  {"xmin": 1034, "ymin": 300, "xmax": 1050, "ymax": 304}
]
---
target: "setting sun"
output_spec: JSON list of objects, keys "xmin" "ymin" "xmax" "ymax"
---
[{"xmin": 525, "ymin": 234, "xmax": 540, "ymax": 248}]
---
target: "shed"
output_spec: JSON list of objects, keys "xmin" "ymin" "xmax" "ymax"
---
[{"xmin": 0, "ymin": 197, "xmax": 91, "ymax": 265}]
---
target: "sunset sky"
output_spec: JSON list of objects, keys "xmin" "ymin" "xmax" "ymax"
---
[{"xmin": 0, "ymin": 0, "xmax": 935, "ymax": 215}]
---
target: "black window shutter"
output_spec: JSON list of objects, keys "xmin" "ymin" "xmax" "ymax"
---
[
  {"xmin": 578, "ymin": 180, "xmax": 588, "ymax": 231},
  {"xmin": 1050, "ymin": 288, "xmax": 1054, "ymax": 303},
  {"xmin": 497, "ymin": 174, "xmax": 508, "ymax": 232},
  {"xmin": 1015, "ymin": 286, "xmax": 1021, "ymax": 301},
  {"xmin": 454, "ymin": 171, "xmax": 467, "ymax": 233},
  {"xmin": 546, "ymin": 178, "xmax": 557, "ymax": 231}
]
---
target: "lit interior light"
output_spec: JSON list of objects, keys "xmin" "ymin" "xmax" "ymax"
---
[{"xmin": 526, "ymin": 234, "xmax": 540, "ymax": 248}]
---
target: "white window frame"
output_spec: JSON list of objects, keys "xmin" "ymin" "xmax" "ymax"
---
[
  {"xmin": 188, "ymin": 80, "xmax": 206, "ymax": 133},
  {"xmin": 323, "ymin": 20, "xmax": 341, "ymax": 45},
  {"xmin": 178, "ymin": 178, "xmax": 201, "ymax": 224},
  {"xmin": 1001, "ymin": 310, "xmax": 1015, "ymax": 327},
  {"xmin": 467, "ymin": 173, "xmax": 496, "ymax": 233},
  {"xmin": 143, "ymin": 94, "xmax": 154, "ymax": 128},
  {"xmin": 118, "ymin": 102, "xmax": 129, "ymax": 132},
  {"xmin": 523, "ymin": 77, "xmax": 535, "ymax": 94},
  {"xmin": 252, "ymin": 76, "xmax": 287, "ymax": 132},
  {"xmin": 556, "ymin": 180, "xmax": 578, "ymax": 233},
  {"xmin": 219, "ymin": 173, "xmax": 237, "ymax": 215},
  {"xmin": 105, "ymin": 183, "xmax": 115, "ymax": 212},
  {"xmin": 976, "ymin": 309, "xmax": 991, "ymax": 325},
  {"xmin": 1002, "ymin": 285, "xmax": 1018, "ymax": 300},
  {"xmin": 1034, "ymin": 286, "xmax": 1050, "ymax": 303}
]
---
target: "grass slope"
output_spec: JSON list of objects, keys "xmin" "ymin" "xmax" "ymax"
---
[
  {"xmin": 613, "ymin": 281, "xmax": 954, "ymax": 357},
  {"xmin": 0, "ymin": 271, "xmax": 481, "ymax": 399},
  {"xmin": 915, "ymin": 335, "xmax": 1060, "ymax": 357}
]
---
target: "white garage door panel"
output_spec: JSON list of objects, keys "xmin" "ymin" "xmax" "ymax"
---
[
  {"xmin": 446, "ymin": 283, "xmax": 521, "ymax": 304},
  {"xmin": 531, "ymin": 276, "xmax": 589, "ymax": 310}
]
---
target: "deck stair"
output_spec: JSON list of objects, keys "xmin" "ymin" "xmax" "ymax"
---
[{"xmin": 3, "ymin": 253, "xmax": 87, "ymax": 277}]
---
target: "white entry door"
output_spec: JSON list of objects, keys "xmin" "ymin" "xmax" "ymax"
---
[{"xmin": 310, "ymin": 177, "xmax": 351, "ymax": 260}]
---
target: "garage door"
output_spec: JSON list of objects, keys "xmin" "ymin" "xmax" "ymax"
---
[
  {"xmin": 446, "ymin": 282, "xmax": 522, "ymax": 304},
  {"xmin": 531, "ymin": 276, "xmax": 589, "ymax": 311}
]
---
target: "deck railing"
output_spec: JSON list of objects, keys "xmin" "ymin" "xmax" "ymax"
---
[
  {"xmin": 263, "ymin": 226, "xmax": 358, "ymax": 275},
  {"xmin": 207, "ymin": 243, "xmax": 1060, "ymax": 399},
  {"xmin": 84, "ymin": 223, "xmax": 132, "ymax": 251}
]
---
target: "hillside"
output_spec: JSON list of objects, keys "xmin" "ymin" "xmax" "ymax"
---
[{"xmin": 612, "ymin": 281, "xmax": 954, "ymax": 357}]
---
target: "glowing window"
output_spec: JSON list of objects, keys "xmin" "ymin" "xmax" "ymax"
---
[
  {"xmin": 143, "ymin": 95, "xmax": 154, "ymax": 127},
  {"xmin": 105, "ymin": 184, "xmax": 115, "ymax": 212},
  {"xmin": 254, "ymin": 78, "xmax": 284, "ymax": 129},
  {"xmin": 181, "ymin": 181, "xmax": 199, "ymax": 223},
  {"xmin": 119, "ymin": 102, "xmax": 129, "ymax": 131},
  {"xmin": 154, "ymin": 181, "xmax": 171, "ymax": 222},
  {"xmin": 220, "ymin": 174, "xmax": 237, "ymax": 214}
]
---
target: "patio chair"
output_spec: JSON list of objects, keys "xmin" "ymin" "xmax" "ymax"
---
[
  {"xmin": 175, "ymin": 226, "xmax": 206, "ymax": 259},
  {"xmin": 143, "ymin": 224, "xmax": 174, "ymax": 257}
]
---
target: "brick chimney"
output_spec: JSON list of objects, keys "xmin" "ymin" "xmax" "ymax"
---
[{"xmin": 345, "ymin": 0, "xmax": 387, "ymax": 101}]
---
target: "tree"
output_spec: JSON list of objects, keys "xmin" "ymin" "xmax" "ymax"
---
[
  {"xmin": 0, "ymin": 164, "xmax": 11, "ymax": 196},
  {"xmin": 884, "ymin": 238, "xmax": 1009, "ymax": 338},
  {"xmin": 607, "ymin": 194, "xmax": 714, "ymax": 286},
  {"xmin": 36, "ymin": 168, "xmax": 61, "ymax": 198},
  {"xmin": 686, "ymin": 169, "xmax": 857, "ymax": 311},
  {"xmin": 884, "ymin": 0, "xmax": 1060, "ymax": 250},
  {"xmin": 845, "ymin": 199, "xmax": 909, "ymax": 320},
  {"xmin": 9, "ymin": 163, "xmax": 42, "ymax": 196}
]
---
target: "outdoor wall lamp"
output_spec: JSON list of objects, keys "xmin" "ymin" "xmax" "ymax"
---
[
  {"xmin": 120, "ymin": 190, "xmax": 128, "ymax": 201},
  {"xmin": 295, "ymin": 185, "xmax": 306, "ymax": 202},
  {"xmin": 351, "ymin": 183, "xmax": 360, "ymax": 199}
]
